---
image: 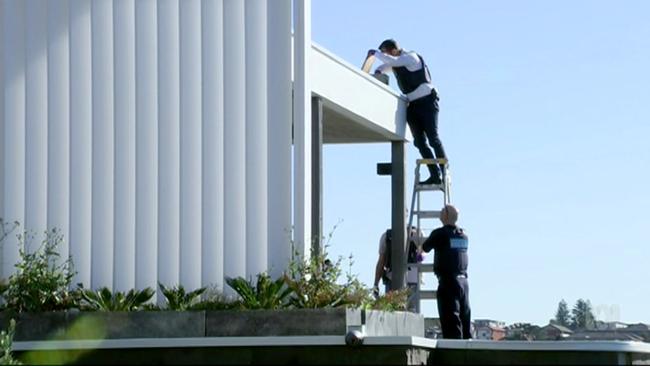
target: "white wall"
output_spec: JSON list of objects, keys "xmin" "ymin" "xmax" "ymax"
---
[{"xmin": 0, "ymin": 0, "xmax": 294, "ymax": 292}]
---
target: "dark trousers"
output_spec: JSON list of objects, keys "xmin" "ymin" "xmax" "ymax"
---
[
  {"xmin": 406, "ymin": 93, "xmax": 447, "ymax": 178},
  {"xmin": 437, "ymin": 276, "xmax": 471, "ymax": 339}
]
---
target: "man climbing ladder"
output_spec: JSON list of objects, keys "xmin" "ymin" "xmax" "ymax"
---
[{"xmin": 368, "ymin": 39, "xmax": 447, "ymax": 184}]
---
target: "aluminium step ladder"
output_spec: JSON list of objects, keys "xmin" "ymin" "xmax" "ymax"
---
[{"xmin": 407, "ymin": 158, "xmax": 451, "ymax": 313}]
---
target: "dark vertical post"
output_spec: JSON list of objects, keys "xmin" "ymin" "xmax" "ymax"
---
[
  {"xmin": 311, "ymin": 96, "xmax": 323, "ymax": 257},
  {"xmin": 391, "ymin": 141, "xmax": 406, "ymax": 290}
]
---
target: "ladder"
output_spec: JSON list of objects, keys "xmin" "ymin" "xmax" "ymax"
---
[{"xmin": 406, "ymin": 158, "xmax": 451, "ymax": 313}]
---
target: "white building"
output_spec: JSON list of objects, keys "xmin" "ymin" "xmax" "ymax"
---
[{"xmin": 0, "ymin": 0, "xmax": 409, "ymax": 294}]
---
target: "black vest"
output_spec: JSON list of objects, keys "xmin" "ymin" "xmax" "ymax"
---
[
  {"xmin": 433, "ymin": 226, "xmax": 469, "ymax": 278},
  {"xmin": 393, "ymin": 53, "xmax": 431, "ymax": 94}
]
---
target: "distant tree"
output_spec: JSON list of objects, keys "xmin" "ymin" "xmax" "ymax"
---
[
  {"xmin": 505, "ymin": 323, "xmax": 540, "ymax": 341},
  {"xmin": 555, "ymin": 299, "xmax": 571, "ymax": 327},
  {"xmin": 571, "ymin": 299, "xmax": 596, "ymax": 330}
]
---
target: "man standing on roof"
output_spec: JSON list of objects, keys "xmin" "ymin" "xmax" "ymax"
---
[
  {"xmin": 368, "ymin": 39, "xmax": 447, "ymax": 185},
  {"xmin": 422, "ymin": 205, "xmax": 471, "ymax": 339}
]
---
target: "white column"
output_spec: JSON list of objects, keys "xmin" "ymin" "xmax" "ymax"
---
[
  {"xmin": 25, "ymin": 0, "xmax": 48, "ymax": 249},
  {"xmin": 47, "ymin": 0, "xmax": 70, "ymax": 265},
  {"xmin": 2, "ymin": 0, "xmax": 26, "ymax": 278},
  {"xmin": 267, "ymin": 0, "xmax": 292, "ymax": 278},
  {"xmin": 179, "ymin": 0, "xmax": 202, "ymax": 290},
  {"xmin": 69, "ymin": 0, "xmax": 93, "ymax": 287},
  {"xmin": 157, "ymin": 0, "xmax": 181, "ymax": 287},
  {"xmin": 201, "ymin": 0, "xmax": 224, "ymax": 289},
  {"xmin": 245, "ymin": 0, "xmax": 268, "ymax": 279},
  {"xmin": 91, "ymin": 0, "xmax": 115, "ymax": 289},
  {"xmin": 113, "ymin": 0, "xmax": 136, "ymax": 292},
  {"xmin": 223, "ymin": 0, "xmax": 246, "ymax": 283},
  {"xmin": 135, "ymin": 0, "xmax": 158, "ymax": 292},
  {"xmin": 293, "ymin": 0, "xmax": 312, "ymax": 259}
]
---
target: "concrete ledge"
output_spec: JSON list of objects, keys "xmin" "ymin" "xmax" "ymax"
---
[{"xmin": 13, "ymin": 336, "xmax": 650, "ymax": 365}]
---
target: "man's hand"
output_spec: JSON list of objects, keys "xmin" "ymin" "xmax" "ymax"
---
[
  {"xmin": 372, "ymin": 286, "xmax": 380, "ymax": 299},
  {"xmin": 367, "ymin": 49, "xmax": 376, "ymax": 58}
]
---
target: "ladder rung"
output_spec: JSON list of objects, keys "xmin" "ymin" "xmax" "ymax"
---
[
  {"xmin": 415, "ymin": 183, "xmax": 445, "ymax": 192},
  {"xmin": 413, "ymin": 210, "xmax": 441, "ymax": 219},
  {"xmin": 420, "ymin": 290, "xmax": 437, "ymax": 300},
  {"xmin": 416, "ymin": 158, "xmax": 448, "ymax": 165}
]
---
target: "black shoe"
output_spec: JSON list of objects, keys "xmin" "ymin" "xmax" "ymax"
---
[{"xmin": 419, "ymin": 175, "xmax": 442, "ymax": 185}]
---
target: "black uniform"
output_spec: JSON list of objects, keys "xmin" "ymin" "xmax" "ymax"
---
[
  {"xmin": 422, "ymin": 225, "xmax": 471, "ymax": 339},
  {"xmin": 392, "ymin": 53, "xmax": 447, "ymax": 180}
]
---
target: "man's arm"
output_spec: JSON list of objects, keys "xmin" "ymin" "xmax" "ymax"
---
[
  {"xmin": 372, "ymin": 50, "xmax": 419, "ymax": 74},
  {"xmin": 422, "ymin": 228, "xmax": 442, "ymax": 253},
  {"xmin": 374, "ymin": 253, "xmax": 386, "ymax": 289}
]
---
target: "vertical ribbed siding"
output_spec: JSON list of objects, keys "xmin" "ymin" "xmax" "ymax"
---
[
  {"xmin": 46, "ymin": 0, "xmax": 70, "ymax": 263},
  {"xmin": 223, "ymin": 0, "xmax": 247, "ymax": 285},
  {"xmin": 25, "ymin": 0, "xmax": 49, "ymax": 249},
  {"xmin": 245, "ymin": 0, "xmax": 268, "ymax": 278},
  {"xmin": 135, "ymin": 0, "xmax": 159, "ymax": 292},
  {"xmin": 113, "ymin": 0, "xmax": 136, "ymax": 292},
  {"xmin": 201, "ymin": 0, "xmax": 224, "ymax": 290},
  {"xmin": 179, "ymin": 0, "xmax": 202, "ymax": 290},
  {"xmin": 69, "ymin": 0, "xmax": 93, "ymax": 287},
  {"xmin": 267, "ymin": 0, "xmax": 293, "ymax": 278},
  {"xmin": 90, "ymin": 0, "xmax": 115, "ymax": 288},
  {"xmin": 157, "ymin": 0, "xmax": 181, "ymax": 288},
  {"xmin": 2, "ymin": 1, "xmax": 26, "ymax": 278},
  {"xmin": 1, "ymin": 0, "xmax": 296, "ymax": 292}
]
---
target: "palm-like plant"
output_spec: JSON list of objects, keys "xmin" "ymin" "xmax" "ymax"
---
[
  {"xmin": 79, "ymin": 286, "xmax": 155, "ymax": 311},
  {"xmin": 158, "ymin": 283, "xmax": 206, "ymax": 311},
  {"xmin": 225, "ymin": 274, "xmax": 293, "ymax": 310}
]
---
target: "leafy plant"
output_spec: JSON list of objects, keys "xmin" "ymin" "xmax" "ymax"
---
[
  {"xmin": 225, "ymin": 273, "xmax": 293, "ymax": 310},
  {"xmin": 79, "ymin": 286, "xmax": 155, "ymax": 311},
  {"xmin": 367, "ymin": 288, "xmax": 409, "ymax": 311},
  {"xmin": 1, "ymin": 229, "xmax": 78, "ymax": 312},
  {"xmin": 191, "ymin": 287, "xmax": 242, "ymax": 311},
  {"xmin": 0, "ymin": 319, "xmax": 21, "ymax": 365},
  {"xmin": 159, "ymin": 283, "xmax": 206, "ymax": 311},
  {"xmin": 285, "ymin": 243, "xmax": 371, "ymax": 309}
]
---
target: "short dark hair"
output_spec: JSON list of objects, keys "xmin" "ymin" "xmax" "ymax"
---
[{"xmin": 378, "ymin": 39, "xmax": 399, "ymax": 52}]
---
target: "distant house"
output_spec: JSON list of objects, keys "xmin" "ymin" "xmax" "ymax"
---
[
  {"xmin": 626, "ymin": 323, "xmax": 650, "ymax": 332},
  {"xmin": 568, "ymin": 331, "xmax": 644, "ymax": 342},
  {"xmin": 474, "ymin": 319, "xmax": 506, "ymax": 341},
  {"xmin": 538, "ymin": 323, "xmax": 573, "ymax": 340},
  {"xmin": 595, "ymin": 321, "xmax": 628, "ymax": 331}
]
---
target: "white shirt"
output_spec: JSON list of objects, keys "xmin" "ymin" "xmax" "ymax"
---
[{"xmin": 374, "ymin": 49, "xmax": 437, "ymax": 102}]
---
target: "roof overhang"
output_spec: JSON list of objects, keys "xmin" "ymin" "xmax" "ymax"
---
[{"xmin": 310, "ymin": 43, "xmax": 409, "ymax": 144}]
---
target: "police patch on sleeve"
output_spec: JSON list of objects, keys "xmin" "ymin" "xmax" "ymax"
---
[{"xmin": 450, "ymin": 238, "xmax": 468, "ymax": 249}]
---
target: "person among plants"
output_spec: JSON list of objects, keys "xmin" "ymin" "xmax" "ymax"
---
[{"xmin": 373, "ymin": 226, "xmax": 424, "ymax": 298}]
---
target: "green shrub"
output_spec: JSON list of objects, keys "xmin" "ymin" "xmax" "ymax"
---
[
  {"xmin": 225, "ymin": 274, "xmax": 293, "ymax": 310},
  {"xmin": 79, "ymin": 286, "xmax": 155, "ymax": 311},
  {"xmin": 1, "ymin": 229, "xmax": 78, "ymax": 313},
  {"xmin": 190, "ymin": 287, "xmax": 242, "ymax": 311},
  {"xmin": 368, "ymin": 288, "xmax": 410, "ymax": 311},
  {"xmin": 0, "ymin": 319, "xmax": 21, "ymax": 365},
  {"xmin": 158, "ymin": 283, "xmax": 206, "ymax": 311}
]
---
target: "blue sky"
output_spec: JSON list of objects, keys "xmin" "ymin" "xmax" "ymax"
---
[{"xmin": 312, "ymin": 0, "xmax": 650, "ymax": 325}]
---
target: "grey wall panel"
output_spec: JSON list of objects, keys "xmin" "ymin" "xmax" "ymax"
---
[
  {"xmin": 47, "ymin": 0, "xmax": 70, "ymax": 264},
  {"xmin": 2, "ymin": 0, "xmax": 26, "ymax": 278},
  {"xmin": 69, "ymin": 0, "xmax": 93, "ymax": 287},
  {"xmin": 91, "ymin": 0, "xmax": 115, "ymax": 288},
  {"xmin": 157, "ymin": 0, "xmax": 181, "ymax": 288},
  {"xmin": 179, "ymin": 0, "xmax": 202, "ymax": 290},
  {"xmin": 25, "ymin": 0, "xmax": 48, "ymax": 247},
  {"xmin": 200, "ymin": 0, "xmax": 224, "ymax": 290},
  {"xmin": 135, "ymin": 0, "xmax": 158, "ymax": 292},
  {"xmin": 113, "ymin": 0, "xmax": 136, "ymax": 292}
]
